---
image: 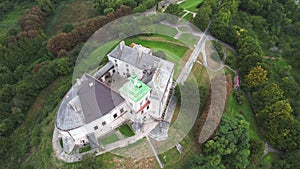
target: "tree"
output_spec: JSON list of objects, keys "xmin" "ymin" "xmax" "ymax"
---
[
  {"xmin": 103, "ymin": 7, "xmax": 114, "ymax": 15},
  {"xmin": 246, "ymin": 66, "xmax": 268, "ymax": 88},
  {"xmin": 258, "ymin": 100, "xmax": 300, "ymax": 150},
  {"xmin": 37, "ymin": 0, "xmax": 54, "ymax": 14},
  {"xmin": 188, "ymin": 114, "xmax": 250, "ymax": 168},
  {"xmin": 18, "ymin": 6, "xmax": 48, "ymax": 31},
  {"xmin": 93, "ymin": 0, "xmax": 118, "ymax": 14},
  {"xmin": 210, "ymin": 9, "xmax": 231, "ymax": 41},
  {"xmin": 193, "ymin": 4, "xmax": 211, "ymax": 31},
  {"xmin": 187, "ymin": 154, "xmax": 225, "ymax": 169},
  {"xmin": 273, "ymin": 150, "xmax": 300, "ymax": 169},
  {"xmin": 164, "ymin": 4, "xmax": 183, "ymax": 16},
  {"xmin": 252, "ymin": 83, "xmax": 284, "ymax": 112},
  {"xmin": 62, "ymin": 23, "xmax": 74, "ymax": 33}
]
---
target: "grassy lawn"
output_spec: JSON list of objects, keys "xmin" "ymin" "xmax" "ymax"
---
[
  {"xmin": 45, "ymin": 0, "xmax": 98, "ymax": 36},
  {"xmin": 125, "ymin": 36, "xmax": 188, "ymax": 58},
  {"xmin": 79, "ymin": 145, "xmax": 91, "ymax": 153},
  {"xmin": 179, "ymin": 33, "xmax": 199, "ymax": 47},
  {"xmin": 118, "ymin": 124, "xmax": 135, "ymax": 137},
  {"xmin": 261, "ymin": 152, "xmax": 280, "ymax": 169},
  {"xmin": 100, "ymin": 133, "xmax": 119, "ymax": 145},
  {"xmin": 178, "ymin": 0, "xmax": 204, "ymax": 12},
  {"xmin": 183, "ymin": 13, "xmax": 193, "ymax": 21},
  {"xmin": 158, "ymin": 131, "xmax": 201, "ymax": 169},
  {"xmin": 178, "ymin": 26, "xmax": 189, "ymax": 32},
  {"xmin": 153, "ymin": 24, "xmax": 178, "ymax": 37}
]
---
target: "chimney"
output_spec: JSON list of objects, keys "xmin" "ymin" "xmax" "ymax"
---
[
  {"xmin": 120, "ymin": 41, "xmax": 125, "ymax": 50},
  {"xmin": 76, "ymin": 78, "xmax": 81, "ymax": 86},
  {"xmin": 138, "ymin": 48, "xmax": 143, "ymax": 58}
]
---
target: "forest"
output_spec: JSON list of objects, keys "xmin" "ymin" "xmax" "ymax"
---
[{"xmin": 0, "ymin": 0, "xmax": 299, "ymax": 168}]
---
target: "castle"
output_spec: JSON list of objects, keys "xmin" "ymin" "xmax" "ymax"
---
[{"xmin": 55, "ymin": 41, "xmax": 175, "ymax": 154}]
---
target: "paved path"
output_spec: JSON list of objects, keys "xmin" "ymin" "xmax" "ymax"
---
[
  {"xmin": 181, "ymin": 10, "xmax": 197, "ymax": 20},
  {"xmin": 176, "ymin": 21, "xmax": 211, "ymax": 84},
  {"xmin": 147, "ymin": 136, "xmax": 164, "ymax": 168},
  {"xmin": 262, "ymin": 142, "xmax": 282, "ymax": 159},
  {"xmin": 196, "ymin": 61, "xmax": 236, "ymax": 74}
]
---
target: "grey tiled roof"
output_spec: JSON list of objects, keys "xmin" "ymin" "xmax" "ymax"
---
[
  {"xmin": 56, "ymin": 74, "xmax": 125, "ymax": 131},
  {"xmin": 78, "ymin": 74, "xmax": 125, "ymax": 123},
  {"xmin": 108, "ymin": 45, "xmax": 161, "ymax": 70}
]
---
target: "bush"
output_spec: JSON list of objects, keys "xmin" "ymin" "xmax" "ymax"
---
[
  {"xmin": 234, "ymin": 89, "xmax": 245, "ymax": 105},
  {"xmin": 226, "ymin": 54, "xmax": 236, "ymax": 69},
  {"xmin": 104, "ymin": 7, "xmax": 114, "ymax": 15},
  {"xmin": 62, "ymin": 23, "xmax": 74, "ymax": 33}
]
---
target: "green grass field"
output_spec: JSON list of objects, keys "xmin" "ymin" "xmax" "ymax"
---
[
  {"xmin": 179, "ymin": 33, "xmax": 199, "ymax": 47},
  {"xmin": 183, "ymin": 13, "xmax": 193, "ymax": 21},
  {"xmin": 100, "ymin": 133, "xmax": 119, "ymax": 145},
  {"xmin": 79, "ymin": 145, "xmax": 91, "ymax": 153},
  {"xmin": 118, "ymin": 124, "xmax": 135, "ymax": 137},
  {"xmin": 153, "ymin": 24, "xmax": 178, "ymax": 37},
  {"xmin": 125, "ymin": 36, "xmax": 188, "ymax": 58},
  {"xmin": 158, "ymin": 131, "xmax": 201, "ymax": 169},
  {"xmin": 178, "ymin": 0, "xmax": 204, "ymax": 12}
]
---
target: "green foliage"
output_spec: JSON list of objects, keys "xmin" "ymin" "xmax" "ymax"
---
[
  {"xmin": 257, "ymin": 100, "xmax": 300, "ymax": 150},
  {"xmin": 37, "ymin": 0, "xmax": 54, "ymax": 14},
  {"xmin": 248, "ymin": 139, "xmax": 264, "ymax": 168},
  {"xmin": 246, "ymin": 66, "xmax": 268, "ymax": 88},
  {"xmin": 273, "ymin": 150, "xmax": 300, "ymax": 169},
  {"xmin": 103, "ymin": 7, "xmax": 114, "ymax": 15},
  {"xmin": 0, "ymin": 1, "xmax": 15, "ymax": 20},
  {"xmin": 252, "ymin": 83, "xmax": 284, "ymax": 113},
  {"xmin": 62, "ymin": 23, "xmax": 74, "ymax": 33},
  {"xmin": 187, "ymin": 114, "xmax": 250, "ymax": 169},
  {"xmin": 233, "ymin": 89, "xmax": 245, "ymax": 105},
  {"xmin": 164, "ymin": 4, "xmax": 183, "ymax": 17},
  {"xmin": 192, "ymin": 0, "xmax": 215, "ymax": 31}
]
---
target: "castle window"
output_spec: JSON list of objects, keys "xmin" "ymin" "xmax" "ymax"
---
[
  {"xmin": 114, "ymin": 59, "xmax": 117, "ymax": 62},
  {"xmin": 113, "ymin": 113, "xmax": 117, "ymax": 118},
  {"xmin": 126, "ymin": 68, "xmax": 129, "ymax": 72},
  {"xmin": 102, "ymin": 121, "xmax": 106, "ymax": 126},
  {"xmin": 147, "ymin": 105, "xmax": 149, "ymax": 110},
  {"xmin": 116, "ymin": 63, "xmax": 118, "ymax": 67},
  {"xmin": 120, "ymin": 108, "xmax": 124, "ymax": 113},
  {"xmin": 141, "ymin": 110, "xmax": 144, "ymax": 114},
  {"xmin": 94, "ymin": 126, "xmax": 98, "ymax": 130}
]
